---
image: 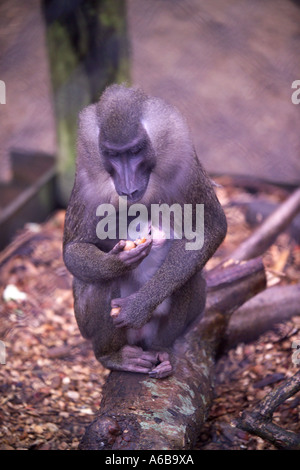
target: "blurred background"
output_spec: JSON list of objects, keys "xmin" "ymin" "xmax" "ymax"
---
[
  {"xmin": 0, "ymin": 0, "xmax": 299, "ymax": 248},
  {"xmin": 1, "ymin": 1, "xmax": 300, "ymax": 451}
]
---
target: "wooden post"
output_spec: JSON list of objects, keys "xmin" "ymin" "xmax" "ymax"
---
[{"xmin": 42, "ymin": 0, "xmax": 130, "ymax": 206}]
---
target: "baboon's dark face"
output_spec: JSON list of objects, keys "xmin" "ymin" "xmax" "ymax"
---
[{"xmin": 100, "ymin": 127, "xmax": 155, "ymax": 203}]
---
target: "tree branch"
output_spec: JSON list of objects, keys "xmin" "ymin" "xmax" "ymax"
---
[
  {"xmin": 229, "ymin": 187, "xmax": 300, "ymax": 261},
  {"xmin": 236, "ymin": 370, "xmax": 300, "ymax": 450}
]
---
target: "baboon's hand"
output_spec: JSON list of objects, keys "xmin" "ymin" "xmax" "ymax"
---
[
  {"xmin": 110, "ymin": 238, "xmax": 152, "ymax": 269},
  {"xmin": 110, "ymin": 294, "xmax": 151, "ymax": 329}
]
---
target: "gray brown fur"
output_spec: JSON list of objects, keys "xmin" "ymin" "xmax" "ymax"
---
[{"xmin": 63, "ymin": 84, "xmax": 227, "ymax": 378}]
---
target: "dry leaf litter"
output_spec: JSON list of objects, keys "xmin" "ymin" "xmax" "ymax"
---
[{"xmin": 0, "ymin": 183, "xmax": 299, "ymax": 450}]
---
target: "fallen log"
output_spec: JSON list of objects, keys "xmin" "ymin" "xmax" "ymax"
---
[
  {"xmin": 229, "ymin": 187, "xmax": 300, "ymax": 261},
  {"xmin": 79, "ymin": 257, "xmax": 266, "ymax": 450},
  {"xmin": 222, "ymin": 283, "xmax": 300, "ymax": 350},
  {"xmin": 239, "ymin": 199, "xmax": 300, "ymax": 244}
]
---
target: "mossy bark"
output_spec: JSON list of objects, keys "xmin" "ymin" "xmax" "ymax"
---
[{"xmin": 42, "ymin": 0, "xmax": 130, "ymax": 206}]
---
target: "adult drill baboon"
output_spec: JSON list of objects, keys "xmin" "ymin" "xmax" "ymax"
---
[{"xmin": 63, "ymin": 84, "xmax": 227, "ymax": 378}]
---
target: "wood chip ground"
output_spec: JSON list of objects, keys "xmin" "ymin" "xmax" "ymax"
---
[{"xmin": 0, "ymin": 183, "xmax": 299, "ymax": 450}]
